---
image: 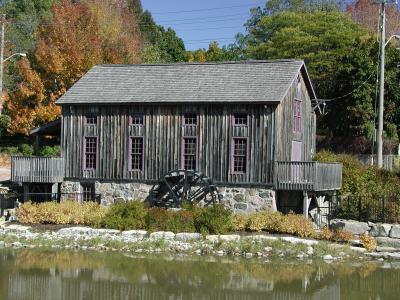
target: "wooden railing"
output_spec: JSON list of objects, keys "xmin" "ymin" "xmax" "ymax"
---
[
  {"xmin": 11, "ymin": 156, "xmax": 65, "ymax": 183},
  {"xmin": 274, "ymin": 161, "xmax": 342, "ymax": 191}
]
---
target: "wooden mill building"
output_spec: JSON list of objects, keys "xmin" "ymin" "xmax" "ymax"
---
[{"xmin": 11, "ymin": 60, "xmax": 342, "ymax": 215}]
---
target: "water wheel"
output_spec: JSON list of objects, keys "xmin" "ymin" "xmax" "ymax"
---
[{"xmin": 148, "ymin": 170, "xmax": 221, "ymax": 208}]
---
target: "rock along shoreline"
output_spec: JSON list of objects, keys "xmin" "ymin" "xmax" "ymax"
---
[{"xmin": 0, "ymin": 223, "xmax": 399, "ymax": 261}]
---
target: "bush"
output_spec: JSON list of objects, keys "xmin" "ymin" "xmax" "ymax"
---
[
  {"xmin": 245, "ymin": 210, "xmax": 317, "ymax": 238},
  {"xmin": 194, "ymin": 204, "xmax": 233, "ymax": 234},
  {"xmin": 232, "ymin": 213, "xmax": 248, "ymax": 231},
  {"xmin": 165, "ymin": 210, "xmax": 196, "ymax": 233},
  {"xmin": 318, "ymin": 226, "xmax": 333, "ymax": 240},
  {"xmin": 17, "ymin": 201, "xmax": 107, "ymax": 226},
  {"xmin": 146, "ymin": 207, "xmax": 169, "ymax": 232},
  {"xmin": 315, "ymin": 150, "xmax": 400, "ymax": 198},
  {"xmin": 0, "ymin": 115, "xmax": 10, "ymax": 137},
  {"xmin": 331, "ymin": 229, "xmax": 354, "ymax": 243},
  {"xmin": 360, "ymin": 233, "xmax": 377, "ymax": 251},
  {"xmin": 39, "ymin": 145, "xmax": 61, "ymax": 157},
  {"xmin": 102, "ymin": 201, "xmax": 147, "ymax": 231},
  {"xmin": 247, "ymin": 211, "xmax": 283, "ymax": 232},
  {"xmin": 279, "ymin": 212, "xmax": 316, "ymax": 238},
  {"xmin": 19, "ymin": 144, "xmax": 34, "ymax": 156},
  {"xmin": 0, "ymin": 146, "xmax": 20, "ymax": 155}
]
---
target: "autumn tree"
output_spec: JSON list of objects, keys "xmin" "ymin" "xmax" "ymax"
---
[
  {"xmin": 347, "ymin": 0, "xmax": 400, "ymax": 38},
  {"xmin": 7, "ymin": 0, "xmax": 144, "ymax": 135}
]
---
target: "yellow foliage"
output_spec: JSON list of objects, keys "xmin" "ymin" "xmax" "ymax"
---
[
  {"xmin": 331, "ymin": 229, "xmax": 354, "ymax": 243},
  {"xmin": 17, "ymin": 201, "xmax": 107, "ymax": 226},
  {"xmin": 318, "ymin": 226, "xmax": 333, "ymax": 240},
  {"xmin": 232, "ymin": 213, "xmax": 248, "ymax": 231},
  {"xmin": 279, "ymin": 213, "xmax": 316, "ymax": 238},
  {"xmin": 360, "ymin": 233, "xmax": 377, "ymax": 251}
]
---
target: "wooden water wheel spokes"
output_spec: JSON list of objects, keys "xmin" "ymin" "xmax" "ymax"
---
[{"xmin": 149, "ymin": 170, "xmax": 220, "ymax": 208}]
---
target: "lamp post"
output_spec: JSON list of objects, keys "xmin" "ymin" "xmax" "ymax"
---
[
  {"xmin": 375, "ymin": 0, "xmax": 400, "ymax": 168},
  {"xmin": 0, "ymin": 14, "xmax": 26, "ymax": 115},
  {"xmin": 376, "ymin": 33, "xmax": 400, "ymax": 168}
]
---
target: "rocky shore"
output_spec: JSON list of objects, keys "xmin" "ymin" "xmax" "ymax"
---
[{"xmin": 0, "ymin": 223, "xmax": 397, "ymax": 261}]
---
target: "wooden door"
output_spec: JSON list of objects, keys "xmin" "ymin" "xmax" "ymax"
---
[{"xmin": 291, "ymin": 141, "xmax": 302, "ymax": 182}]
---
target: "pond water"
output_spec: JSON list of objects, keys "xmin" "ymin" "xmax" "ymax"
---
[{"xmin": 0, "ymin": 249, "xmax": 399, "ymax": 299}]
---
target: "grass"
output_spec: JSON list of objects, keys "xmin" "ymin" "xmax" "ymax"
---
[{"xmin": 0, "ymin": 231, "xmax": 363, "ymax": 260}]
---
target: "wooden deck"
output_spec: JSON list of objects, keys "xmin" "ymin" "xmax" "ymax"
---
[
  {"xmin": 11, "ymin": 156, "xmax": 342, "ymax": 192},
  {"xmin": 274, "ymin": 161, "xmax": 342, "ymax": 191},
  {"xmin": 11, "ymin": 156, "xmax": 65, "ymax": 183}
]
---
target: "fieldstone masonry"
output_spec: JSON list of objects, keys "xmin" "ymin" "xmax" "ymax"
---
[
  {"xmin": 60, "ymin": 181, "xmax": 277, "ymax": 212},
  {"xmin": 218, "ymin": 186, "xmax": 277, "ymax": 213},
  {"xmin": 330, "ymin": 219, "xmax": 400, "ymax": 249},
  {"xmin": 95, "ymin": 182, "xmax": 151, "ymax": 205}
]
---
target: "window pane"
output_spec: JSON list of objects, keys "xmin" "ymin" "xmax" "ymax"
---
[
  {"xmin": 85, "ymin": 137, "xmax": 97, "ymax": 169},
  {"xmin": 293, "ymin": 100, "xmax": 302, "ymax": 132},
  {"xmin": 233, "ymin": 138, "xmax": 247, "ymax": 173},
  {"xmin": 183, "ymin": 138, "xmax": 197, "ymax": 170},
  {"xmin": 233, "ymin": 113, "xmax": 248, "ymax": 126},
  {"xmin": 85, "ymin": 114, "xmax": 97, "ymax": 125},
  {"xmin": 82, "ymin": 184, "xmax": 95, "ymax": 202},
  {"xmin": 130, "ymin": 138, "xmax": 143, "ymax": 170},
  {"xmin": 131, "ymin": 113, "xmax": 144, "ymax": 125},
  {"xmin": 183, "ymin": 114, "xmax": 197, "ymax": 125}
]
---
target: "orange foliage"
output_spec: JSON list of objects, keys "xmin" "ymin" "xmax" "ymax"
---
[
  {"xmin": 7, "ymin": 0, "xmax": 143, "ymax": 135},
  {"xmin": 347, "ymin": 0, "xmax": 400, "ymax": 38}
]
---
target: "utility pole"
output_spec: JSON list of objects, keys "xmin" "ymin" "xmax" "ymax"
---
[
  {"xmin": 377, "ymin": 1, "xmax": 386, "ymax": 169},
  {"xmin": 0, "ymin": 14, "xmax": 4, "ymax": 116}
]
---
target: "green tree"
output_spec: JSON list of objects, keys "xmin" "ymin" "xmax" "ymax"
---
[
  {"xmin": 139, "ymin": 10, "xmax": 186, "ymax": 63},
  {"xmin": 187, "ymin": 42, "xmax": 241, "ymax": 62}
]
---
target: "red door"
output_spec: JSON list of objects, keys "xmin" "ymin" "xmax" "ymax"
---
[{"xmin": 291, "ymin": 141, "xmax": 302, "ymax": 182}]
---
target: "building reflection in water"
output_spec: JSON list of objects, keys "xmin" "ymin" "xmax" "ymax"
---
[{"xmin": 1, "ymin": 250, "xmax": 398, "ymax": 300}]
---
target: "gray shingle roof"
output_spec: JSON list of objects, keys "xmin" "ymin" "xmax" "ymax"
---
[{"xmin": 56, "ymin": 60, "xmax": 315, "ymax": 105}]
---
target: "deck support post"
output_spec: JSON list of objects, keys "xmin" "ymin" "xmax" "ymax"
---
[
  {"xmin": 303, "ymin": 190, "xmax": 310, "ymax": 218},
  {"xmin": 34, "ymin": 134, "xmax": 40, "ymax": 156}
]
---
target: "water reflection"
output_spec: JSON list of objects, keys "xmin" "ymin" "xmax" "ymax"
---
[{"xmin": 0, "ymin": 249, "xmax": 399, "ymax": 299}]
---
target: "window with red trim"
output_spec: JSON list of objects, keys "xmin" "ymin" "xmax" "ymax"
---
[
  {"xmin": 293, "ymin": 78, "xmax": 302, "ymax": 133},
  {"xmin": 183, "ymin": 137, "xmax": 197, "ymax": 170},
  {"xmin": 233, "ymin": 113, "xmax": 248, "ymax": 126},
  {"xmin": 130, "ymin": 137, "xmax": 143, "ymax": 171},
  {"xmin": 183, "ymin": 113, "xmax": 197, "ymax": 125},
  {"xmin": 84, "ymin": 137, "xmax": 97, "ymax": 169},
  {"xmin": 232, "ymin": 138, "xmax": 247, "ymax": 173},
  {"xmin": 85, "ymin": 114, "xmax": 97, "ymax": 125},
  {"xmin": 130, "ymin": 113, "xmax": 144, "ymax": 125}
]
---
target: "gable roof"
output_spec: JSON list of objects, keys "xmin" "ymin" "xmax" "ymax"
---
[{"xmin": 56, "ymin": 60, "xmax": 316, "ymax": 105}]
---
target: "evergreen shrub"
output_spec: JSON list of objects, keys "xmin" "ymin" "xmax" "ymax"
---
[
  {"xmin": 102, "ymin": 201, "xmax": 147, "ymax": 230},
  {"xmin": 193, "ymin": 204, "xmax": 233, "ymax": 234}
]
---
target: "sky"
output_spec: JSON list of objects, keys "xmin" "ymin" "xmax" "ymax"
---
[{"xmin": 141, "ymin": 0, "xmax": 266, "ymax": 50}]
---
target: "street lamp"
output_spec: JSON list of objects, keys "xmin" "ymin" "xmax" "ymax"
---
[
  {"xmin": 0, "ymin": 14, "xmax": 26, "ymax": 114},
  {"xmin": 377, "ymin": 33, "xmax": 400, "ymax": 168},
  {"xmin": 0, "ymin": 52, "xmax": 26, "ymax": 114},
  {"xmin": 2, "ymin": 52, "xmax": 26, "ymax": 63}
]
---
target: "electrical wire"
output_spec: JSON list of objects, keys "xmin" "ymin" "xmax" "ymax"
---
[
  {"xmin": 316, "ymin": 72, "xmax": 376, "ymax": 103},
  {"xmin": 148, "ymin": 3, "xmax": 264, "ymax": 15}
]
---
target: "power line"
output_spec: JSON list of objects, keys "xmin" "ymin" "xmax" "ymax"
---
[
  {"xmin": 156, "ymin": 12, "xmax": 250, "ymax": 23},
  {"xmin": 10, "ymin": 16, "xmax": 249, "ymax": 28},
  {"xmin": 149, "ymin": 3, "xmax": 264, "ymax": 15},
  {"xmin": 316, "ymin": 72, "xmax": 376, "ymax": 102}
]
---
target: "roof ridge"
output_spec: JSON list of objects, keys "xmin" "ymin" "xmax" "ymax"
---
[{"xmin": 95, "ymin": 59, "xmax": 304, "ymax": 68}]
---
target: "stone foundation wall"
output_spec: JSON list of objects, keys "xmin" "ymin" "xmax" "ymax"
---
[
  {"xmin": 60, "ymin": 181, "xmax": 152, "ymax": 205},
  {"xmin": 95, "ymin": 182, "xmax": 151, "ymax": 205},
  {"xmin": 218, "ymin": 186, "xmax": 277, "ymax": 213},
  {"xmin": 60, "ymin": 180, "xmax": 277, "ymax": 212}
]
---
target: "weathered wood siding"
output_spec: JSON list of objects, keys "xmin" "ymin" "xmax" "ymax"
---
[
  {"xmin": 274, "ymin": 73, "xmax": 316, "ymax": 162},
  {"xmin": 61, "ymin": 104, "xmax": 276, "ymax": 185}
]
